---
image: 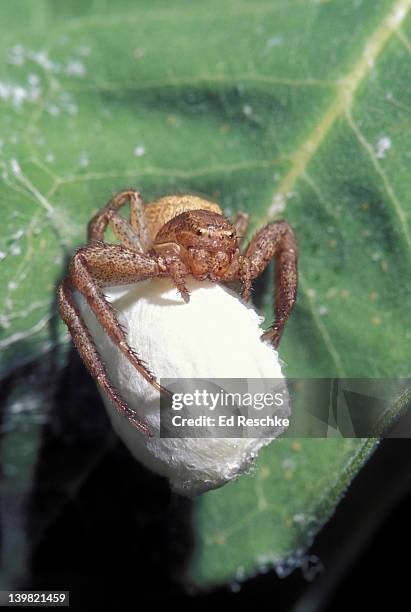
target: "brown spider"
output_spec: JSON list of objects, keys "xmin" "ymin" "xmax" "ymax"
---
[{"xmin": 58, "ymin": 191, "xmax": 298, "ymax": 435}]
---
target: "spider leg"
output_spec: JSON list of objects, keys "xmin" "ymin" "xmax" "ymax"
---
[
  {"xmin": 88, "ymin": 190, "xmax": 151, "ymax": 251},
  {"xmin": 233, "ymin": 211, "xmax": 249, "ymax": 244},
  {"xmin": 128, "ymin": 191, "xmax": 151, "ymax": 250},
  {"xmin": 107, "ymin": 209, "xmax": 144, "ymax": 251},
  {"xmin": 66, "ymin": 243, "xmax": 171, "ymax": 399},
  {"xmin": 148, "ymin": 242, "xmax": 191, "ymax": 302},
  {"xmin": 58, "ymin": 279, "xmax": 149, "ymax": 435},
  {"xmin": 245, "ymin": 220, "xmax": 298, "ymax": 348},
  {"xmin": 165, "ymin": 259, "xmax": 190, "ymax": 302}
]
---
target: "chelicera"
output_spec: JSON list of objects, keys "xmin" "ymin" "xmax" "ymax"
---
[{"xmin": 58, "ymin": 191, "xmax": 298, "ymax": 435}]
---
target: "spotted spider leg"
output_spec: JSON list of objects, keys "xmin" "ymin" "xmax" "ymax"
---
[
  {"xmin": 88, "ymin": 190, "xmax": 151, "ymax": 251},
  {"xmin": 58, "ymin": 243, "xmax": 171, "ymax": 435},
  {"xmin": 58, "ymin": 279, "xmax": 149, "ymax": 435},
  {"xmin": 244, "ymin": 220, "xmax": 298, "ymax": 348}
]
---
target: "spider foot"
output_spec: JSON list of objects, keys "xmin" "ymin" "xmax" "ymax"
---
[
  {"xmin": 241, "ymin": 285, "xmax": 252, "ymax": 302},
  {"xmin": 152, "ymin": 379, "xmax": 173, "ymax": 399},
  {"xmin": 260, "ymin": 326, "xmax": 281, "ymax": 348},
  {"xmin": 173, "ymin": 276, "xmax": 190, "ymax": 303},
  {"xmin": 99, "ymin": 377, "xmax": 151, "ymax": 437}
]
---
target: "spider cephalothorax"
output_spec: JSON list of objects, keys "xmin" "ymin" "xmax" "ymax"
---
[
  {"xmin": 152, "ymin": 209, "xmax": 239, "ymax": 281},
  {"xmin": 58, "ymin": 191, "xmax": 298, "ymax": 435}
]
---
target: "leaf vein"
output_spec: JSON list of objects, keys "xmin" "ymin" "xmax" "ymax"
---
[{"xmin": 346, "ymin": 112, "xmax": 411, "ymax": 253}]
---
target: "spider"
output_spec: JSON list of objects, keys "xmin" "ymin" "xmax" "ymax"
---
[{"xmin": 58, "ymin": 190, "xmax": 298, "ymax": 436}]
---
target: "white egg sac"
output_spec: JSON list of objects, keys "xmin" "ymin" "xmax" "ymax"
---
[{"xmin": 76, "ymin": 277, "xmax": 290, "ymax": 496}]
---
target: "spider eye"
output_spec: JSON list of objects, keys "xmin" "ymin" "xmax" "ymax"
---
[
  {"xmin": 229, "ymin": 232, "xmax": 234, "ymax": 238},
  {"xmin": 196, "ymin": 228, "xmax": 204, "ymax": 236}
]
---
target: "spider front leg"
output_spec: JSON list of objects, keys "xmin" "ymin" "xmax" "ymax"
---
[
  {"xmin": 88, "ymin": 190, "xmax": 151, "ymax": 251},
  {"xmin": 245, "ymin": 220, "xmax": 298, "ymax": 348},
  {"xmin": 58, "ymin": 243, "xmax": 170, "ymax": 434}
]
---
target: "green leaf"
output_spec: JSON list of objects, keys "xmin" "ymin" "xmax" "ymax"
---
[{"xmin": 1, "ymin": 0, "xmax": 411, "ymax": 587}]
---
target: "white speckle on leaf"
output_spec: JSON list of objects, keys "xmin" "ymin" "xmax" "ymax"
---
[
  {"xmin": 79, "ymin": 151, "xmax": 90, "ymax": 168},
  {"xmin": 281, "ymin": 457, "xmax": 295, "ymax": 470},
  {"xmin": 371, "ymin": 251, "xmax": 382, "ymax": 262},
  {"xmin": 133, "ymin": 48, "xmax": 145, "ymax": 59},
  {"xmin": 0, "ymin": 75, "xmax": 41, "ymax": 109},
  {"xmin": 318, "ymin": 305, "xmax": 328, "ymax": 316},
  {"xmin": 133, "ymin": 145, "xmax": 146, "ymax": 157},
  {"xmin": 7, "ymin": 45, "xmax": 61, "ymax": 74},
  {"xmin": 0, "ymin": 314, "xmax": 10, "ymax": 329},
  {"xmin": 8, "ymin": 281, "xmax": 17, "ymax": 291},
  {"xmin": 66, "ymin": 60, "xmax": 86, "ymax": 77},
  {"xmin": 267, "ymin": 36, "xmax": 283, "ymax": 48},
  {"xmin": 76, "ymin": 46, "xmax": 91, "ymax": 57},
  {"xmin": 28, "ymin": 74, "xmax": 40, "ymax": 86},
  {"xmin": 375, "ymin": 136, "xmax": 391, "ymax": 159},
  {"xmin": 45, "ymin": 91, "xmax": 78, "ymax": 116},
  {"xmin": 257, "ymin": 553, "xmax": 278, "ymax": 573},
  {"xmin": 45, "ymin": 153, "xmax": 55, "ymax": 163},
  {"xmin": 10, "ymin": 244, "xmax": 21, "ymax": 256},
  {"xmin": 293, "ymin": 513, "xmax": 307, "ymax": 524},
  {"xmin": 269, "ymin": 193, "xmax": 286, "ymax": 216},
  {"xmin": 242, "ymin": 104, "xmax": 253, "ymax": 116},
  {"xmin": 27, "ymin": 50, "xmax": 60, "ymax": 73},
  {"xmin": 76, "ymin": 279, "xmax": 290, "ymax": 496},
  {"xmin": 10, "ymin": 159, "xmax": 21, "ymax": 175},
  {"xmin": 66, "ymin": 101, "xmax": 78, "ymax": 115},
  {"xmin": 235, "ymin": 565, "xmax": 246, "ymax": 581},
  {"xmin": 0, "ymin": 250, "xmax": 7, "ymax": 261},
  {"xmin": 46, "ymin": 104, "xmax": 60, "ymax": 117},
  {"xmin": 12, "ymin": 229, "xmax": 24, "ymax": 240}
]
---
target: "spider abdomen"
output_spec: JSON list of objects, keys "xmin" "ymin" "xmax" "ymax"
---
[{"xmin": 144, "ymin": 194, "xmax": 221, "ymax": 238}]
